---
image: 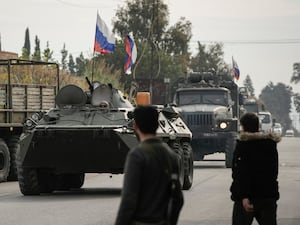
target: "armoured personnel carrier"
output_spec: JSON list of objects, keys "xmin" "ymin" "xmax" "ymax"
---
[
  {"xmin": 17, "ymin": 79, "xmax": 193, "ymax": 195},
  {"xmin": 173, "ymin": 71, "xmax": 240, "ymax": 168}
]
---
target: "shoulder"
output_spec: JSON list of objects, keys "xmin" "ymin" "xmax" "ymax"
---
[
  {"xmin": 127, "ymin": 146, "xmax": 145, "ymax": 161},
  {"xmin": 239, "ymin": 132, "xmax": 281, "ymax": 143}
]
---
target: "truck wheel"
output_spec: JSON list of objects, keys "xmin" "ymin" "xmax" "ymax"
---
[
  {"xmin": 16, "ymin": 143, "xmax": 40, "ymax": 195},
  {"xmin": 0, "ymin": 139, "xmax": 10, "ymax": 182},
  {"xmin": 7, "ymin": 136, "xmax": 19, "ymax": 181},
  {"xmin": 182, "ymin": 142, "xmax": 194, "ymax": 190},
  {"xmin": 169, "ymin": 141, "xmax": 185, "ymax": 188},
  {"xmin": 225, "ymin": 136, "xmax": 236, "ymax": 168}
]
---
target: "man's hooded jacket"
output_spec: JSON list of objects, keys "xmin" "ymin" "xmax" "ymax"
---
[{"xmin": 230, "ymin": 132, "xmax": 281, "ymax": 201}]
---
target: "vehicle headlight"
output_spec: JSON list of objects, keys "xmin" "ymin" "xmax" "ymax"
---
[
  {"xmin": 25, "ymin": 119, "xmax": 34, "ymax": 129},
  {"xmin": 219, "ymin": 122, "xmax": 228, "ymax": 129},
  {"xmin": 31, "ymin": 113, "xmax": 40, "ymax": 121},
  {"xmin": 31, "ymin": 111, "xmax": 43, "ymax": 122}
]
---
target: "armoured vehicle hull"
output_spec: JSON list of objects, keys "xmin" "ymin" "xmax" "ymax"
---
[{"xmin": 17, "ymin": 82, "xmax": 193, "ymax": 195}]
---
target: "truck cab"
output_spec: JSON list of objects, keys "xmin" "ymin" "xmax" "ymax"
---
[{"xmin": 173, "ymin": 71, "xmax": 239, "ymax": 168}]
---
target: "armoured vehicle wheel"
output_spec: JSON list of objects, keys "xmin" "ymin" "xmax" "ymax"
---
[
  {"xmin": 38, "ymin": 172, "xmax": 55, "ymax": 193},
  {"xmin": 56, "ymin": 173, "xmax": 85, "ymax": 190},
  {"xmin": 7, "ymin": 136, "xmax": 19, "ymax": 181},
  {"xmin": 0, "ymin": 139, "xmax": 10, "ymax": 182},
  {"xmin": 169, "ymin": 141, "xmax": 185, "ymax": 188},
  {"xmin": 182, "ymin": 142, "xmax": 193, "ymax": 190},
  {"xmin": 225, "ymin": 135, "xmax": 236, "ymax": 168},
  {"xmin": 16, "ymin": 143, "xmax": 40, "ymax": 195},
  {"xmin": 18, "ymin": 167, "xmax": 40, "ymax": 195}
]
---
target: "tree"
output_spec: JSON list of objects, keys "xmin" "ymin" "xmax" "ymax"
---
[
  {"xmin": 291, "ymin": 62, "xmax": 300, "ymax": 84},
  {"xmin": 21, "ymin": 27, "xmax": 31, "ymax": 59},
  {"xmin": 162, "ymin": 17, "xmax": 191, "ymax": 55},
  {"xmin": 60, "ymin": 43, "xmax": 68, "ymax": 71},
  {"xmin": 42, "ymin": 41, "xmax": 53, "ymax": 62},
  {"xmin": 113, "ymin": 0, "xmax": 168, "ymax": 43},
  {"xmin": 243, "ymin": 74, "xmax": 255, "ymax": 97},
  {"xmin": 75, "ymin": 52, "xmax": 86, "ymax": 76},
  {"xmin": 190, "ymin": 42, "xmax": 230, "ymax": 76},
  {"xmin": 68, "ymin": 54, "xmax": 76, "ymax": 74},
  {"xmin": 259, "ymin": 82, "xmax": 293, "ymax": 130},
  {"xmin": 111, "ymin": 0, "xmax": 192, "ymax": 87},
  {"xmin": 32, "ymin": 35, "xmax": 41, "ymax": 61},
  {"xmin": 293, "ymin": 93, "xmax": 300, "ymax": 113}
]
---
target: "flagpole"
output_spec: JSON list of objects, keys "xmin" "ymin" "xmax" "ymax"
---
[
  {"xmin": 91, "ymin": 11, "xmax": 98, "ymax": 83},
  {"xmin": 91, "ymin": 52, "xmax": 95, "ymax": 83}
]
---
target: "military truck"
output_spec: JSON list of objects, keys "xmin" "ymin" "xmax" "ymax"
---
[
  {"xmin": 0, "ymin": 59, "xmax": 59, "ymax": 182},
  {"xmin": 17, "ymin": 79, "xmax": 194, "ymax": 195},
  {"xmin": 173, "ymin": 71, "xmax": 240, "ymax": 168}
]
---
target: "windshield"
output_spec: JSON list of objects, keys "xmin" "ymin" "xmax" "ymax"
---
[
  {"xmin": 176, "ymin": 90, "xmax": 229, "ymax": 106},
  {"xmin": 259, "ymin": 114, "xmax": 271, "ymax": 123},
  {"xmin": 244, "ymin": 104, "xmax": 259, "ymax": 113}
]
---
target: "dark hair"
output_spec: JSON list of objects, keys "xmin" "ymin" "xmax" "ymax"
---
[
  {"xmin": 134, "ymin": 105, "xmax": 159, "ymax": 134},
  {"xmin": 240, "ymin": 112, "xmax": 259, "ymax": 132}
]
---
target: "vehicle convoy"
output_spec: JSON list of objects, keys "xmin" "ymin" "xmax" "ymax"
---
[
  {"xmin": 17, "ymin": 78, "xmax": 194, "ymax": 195},
  {"xmin": 0, "ymin": 59, "xmax": 59, "ymax": 182},
  {"xmin": 172, "ymin": 71, "xmax": 239, "ymax": 168}
]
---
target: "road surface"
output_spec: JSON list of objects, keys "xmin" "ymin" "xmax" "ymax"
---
[{"xmin": 0, "ymin": 137, "xmax": 299, "ymax": 225}]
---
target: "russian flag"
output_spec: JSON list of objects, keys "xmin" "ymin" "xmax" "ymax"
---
[
  {"xmin": 94, "ymin": 12, "xmax": 115, "ymax": 55},
  {"xmin": 232, "ymin": 57, "xmax": 240, "ymax": 80},
  {"xmin": 124, "ymin": 33, "xmax": 137, "ymax": 75}
]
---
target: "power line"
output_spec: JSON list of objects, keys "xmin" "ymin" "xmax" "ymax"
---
[{"xmin": 190, "ymin": 39, "xmax": 300, "ymax": 45}]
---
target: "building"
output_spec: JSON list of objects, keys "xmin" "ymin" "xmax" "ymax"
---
[{"xmin": 0, "ymin": 51, "xmax": 18, "ymax": 59}]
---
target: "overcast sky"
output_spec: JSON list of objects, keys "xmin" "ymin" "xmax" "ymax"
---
[{"xmin": 1, "ymin": 0, "xmax": 300, "ymax": 96}]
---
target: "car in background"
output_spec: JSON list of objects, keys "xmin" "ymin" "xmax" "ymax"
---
[
  {"xmin": 285, "ymin": 129, "xmax": 295, "ymax": 137},
  {"xmin": 272, "ymin": 123, "xmax": 283, "ymax": 136}
]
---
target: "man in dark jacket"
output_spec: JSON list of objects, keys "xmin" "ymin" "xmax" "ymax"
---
[
  {"xmin": 230, "ymin": 112, "xmax": 280, "ymax": 225},
  {"xmin": 115, "ymin": 105, "xmax": 183, "ymax": 225}
]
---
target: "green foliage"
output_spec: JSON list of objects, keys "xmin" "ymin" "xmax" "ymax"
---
[
  {"xmin": 32, "ymin": 35, "xmax": 41, "ymax": 61},
  {"xmin": 293, "ymin": 93, "xmax": 300, "ymax": 113},
  {"xmin": 85, "ymin": 58, "xmax": 122, "ymax": 90},
  {"xmin": 163, "ymin": 17, "xmax": 192, "ymax": 55},
  {"xmin": 68, "ymin": 54, "xmax": 76, "ymax": 74},
  {"xmin": 243, "ymin": 74, "xmax": 255, "ymax": 97},
  {"xmin": 110, "ymin": 0, "xmax": 192, "ymax": 90},
  {"xmin": 21, "ymin": 48, "xmax": 30, "ymax": 60},
  {"xmin": 259, "ymin": 82, "xmax": 292, "ymax": 130},
  {"xmin": 75, "ymin": 52, "xmax": 86, "ymax": 76},
  {"xmin": 60, "ymin": 43, "xmax": 68, "ymax": 71},
  {"xmin": 113, "ymin": 0, "xmax": 169, "ymax": 42},
  {"xmin": 99, "ymin": 40, "xmax": 126, "ymax": 75},
  {"xmin": 43, "ymin": 41, "xmax": 54, "ymax": 62},
  {"xmin": 190, "ymin": 42, "xmax": 229, "ymax": 75},
  {"xmin": 291, "ymin": 62, "xmax": 300, "ymax": 84},
  {"xmin": 22, "ymin": 27, "xmax": 31, "ymax": 59}
]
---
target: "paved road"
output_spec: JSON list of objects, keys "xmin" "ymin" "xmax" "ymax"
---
[{"xmin": 0, "ymin": 137, "xmax": 299, "ymax": 225}]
